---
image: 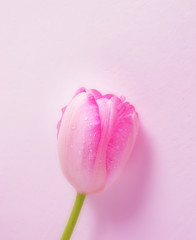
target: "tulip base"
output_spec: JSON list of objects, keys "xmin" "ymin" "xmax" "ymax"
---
[{"xmin": 61, "ymin": 193, "xmax": 86, "ymax": 240}]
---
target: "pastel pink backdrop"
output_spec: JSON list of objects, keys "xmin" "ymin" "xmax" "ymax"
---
[{"xmin": 0, "ymin": 0, "xmax": 196, "ymax": 240}]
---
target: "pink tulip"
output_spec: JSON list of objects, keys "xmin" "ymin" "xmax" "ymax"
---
[{"xmin": 57, "ymin": 87, "xmax": 139, "ymax": 194}]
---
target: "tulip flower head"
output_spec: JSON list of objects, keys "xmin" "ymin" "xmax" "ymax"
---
[{"xmin": 57, "ymin": 87, "xmax": 139, "ymax": 194}]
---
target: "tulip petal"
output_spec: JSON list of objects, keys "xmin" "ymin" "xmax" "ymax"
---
[
  {"xmin": 89, "ymin": 96, "xmax": 138, "ymax": 192},
  {"xmin": 103, "ymin": 94, "xmax": 114, "ymax": 99},
  {"xmin": 58, "ymin": 92, "xmax": 102, "ymax": 193},
  {"xmin": 73, "ymin": 87, "xmax": 86, "ymax": 97},
  {"xmin": 91, "ymin": 97, "xmax": 120, "ymax": 191},
  {"xmin": 57, "ymin": 106, "xmax": 67, "ymax": 138},
  {"xmin": 105, "ymin": 97, "xmax": 139, "ymax": 188},
  {"xmin": 87, "ymin": 89, "xmax": 102, "ymax": 100}
]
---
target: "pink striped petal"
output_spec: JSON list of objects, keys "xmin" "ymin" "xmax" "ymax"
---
[
  {"xmin": 87, "ymin": 89, "xmax": 102, "ymax": 100},
  {"xmin": 58, "ymin": 92, "xmax": 101, "ymax": 193},
  {"xmin": 105, "ymin": 97, "xmax": 139, "ymax": 188},
  {"xmin": 103, "ymin": 94, "xmax": 114, "ymax": 99},
  {"xmin": 57, "ymin": 106, "xmax": 67, "ymax": 138},
  {"xmin": 73, "ymin": 87, "xmax": 86, "ymax": 98},
  {"xmin": 90, "ymin": 97, "xmax": 120, "ymax": 192}
]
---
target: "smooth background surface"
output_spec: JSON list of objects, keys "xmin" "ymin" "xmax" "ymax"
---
[{"xmin": 0, "ymin": 0, "xmax": 196, "ymax": 239}]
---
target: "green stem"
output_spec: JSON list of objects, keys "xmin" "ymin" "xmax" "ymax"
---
[{"xmin": 61, "ymin": 193, "xmax": 86, "ymax": 240}]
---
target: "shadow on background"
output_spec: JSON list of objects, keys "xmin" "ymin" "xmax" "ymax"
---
[{"xmin": 88, "ymin": 125, "xmax": 154, "ymax": 239}]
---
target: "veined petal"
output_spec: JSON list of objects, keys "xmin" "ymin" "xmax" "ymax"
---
[
  {"xmin": 73, "ymin": 87, "xmax": 86, "ymax": 98},
  {"xmin": 90, "ymin": 97, "xmax": 118, "ymax": 192},
  {"xmin": 57, "ymin": 106, "xmax": 67, "ymax": 138},
  {"xmin": 87, "ymin": 89, "xmax": 102, "ymax": 100},
  {"xmin": 103, "ymin": 94, "xmax": 114, "ymax": 99},
  {"xmin": 73, "ymin": 87, "xmax": 102, "ymax": 100},
  {"xmin": 105, "ymin": 97, "xmax": 139, "ymax": 188},
  {"xmin": 58, "ymin": 92, "xmax": 101, "ymax": 193}
]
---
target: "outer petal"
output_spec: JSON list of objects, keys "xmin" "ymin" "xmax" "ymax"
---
[
  {"xmin": 87, "ymin": 89, "xmax": 102, "ymax": 100},
  {"xmin": 57, "ymin": 87, "xmax": 88, "ymax": 138},
  {"xmin": 73, "ymin": 87, "xmax": 86, "ymax": 97},
  {"xmin": 90, "ymin": 97, "xmax": 119, "ymax": 192},
  {"xmin": 88, "ymin": 96, "xmax": 137, "ymax": 192},
  {"xmin": 105, "ymin": 97, "xmax": 139, "ymax": 189},
  {"xmin": 73, "ymin": 87, "xmax": 102, "ymax": 100},
  {"xmin": 57, "ymin": 106, "xmax": 67, "ymax": 138},
  {"xmin": 58, "ymin": 92, "xmax": 101, "ymax": 193},
  {"xmin": 103, "ymin": 94, "xmax": 114, "ymax": 99}
]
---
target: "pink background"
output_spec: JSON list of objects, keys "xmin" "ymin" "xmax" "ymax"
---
[{"xmin": 0, "ymin": 0, "xmax": 196, "ymax": 239}]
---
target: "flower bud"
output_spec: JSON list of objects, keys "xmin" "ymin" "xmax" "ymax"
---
[{"xmin": 57, "ymin": 87, "xmax": 139, "ymax": 194}]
